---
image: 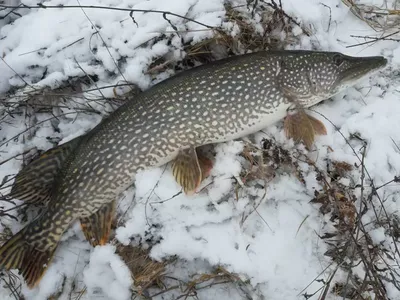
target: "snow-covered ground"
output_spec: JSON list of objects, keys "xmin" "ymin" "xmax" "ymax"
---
[{"xmin": 0, "ymin": 0, "xmax": 400, "ymax": 299}]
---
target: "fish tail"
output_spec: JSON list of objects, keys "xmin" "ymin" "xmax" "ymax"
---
[{"xmin": 0, "ymin": 223, "xmax": 57, "ymax": 288}]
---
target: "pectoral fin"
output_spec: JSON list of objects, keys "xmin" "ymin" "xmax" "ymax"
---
[
  {"xmin": 306, "ymin": 114, "xmax": 327, "ymax": 136},
  {"xmin": 80, "ymin": 200, "xmax": 116, "ymax": 247},
  {"xmin": 284, "ymin": 111, "xmax": 327, "ymax": 149},
  {"xmin": 9, "ymin": 136, "xmax": 83, "ymax": 205}
]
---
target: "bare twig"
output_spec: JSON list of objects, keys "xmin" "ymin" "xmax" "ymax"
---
[
  {"xmin": 0, "ymin": 4, "xmax": 216, "ymax": 29},
  {"xmin": 76, "ymin": 0, "xmax": 131, "ymax": 92},
  {"xmin": 347, "ymin": 30, "xmax": 400, "ymax": 48},
  {"xmin": 1, "ymin": 57, "xmax": 35, "ymax": 89}
]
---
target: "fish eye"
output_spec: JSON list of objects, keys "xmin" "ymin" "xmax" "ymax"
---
[{"xmin": 333, "ymin": 54, "xmax": 344, "ymax": 66}]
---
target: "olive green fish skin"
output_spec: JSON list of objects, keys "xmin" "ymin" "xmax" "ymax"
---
[{"xmin": 21, "ymin": 50, "xmax": 387, "ymax": 251}]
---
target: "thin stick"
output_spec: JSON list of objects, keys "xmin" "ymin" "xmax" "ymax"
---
[
  {"xmin": 0, "ymin": 4, "xmax": 216, "ymax": 29},
  {"xmin": 0, "ymin": 57, "xmax": 35, "ymax": 89}
]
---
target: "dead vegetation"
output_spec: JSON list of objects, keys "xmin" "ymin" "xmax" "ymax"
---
[
  {"xmin": 47, "ymin": 242, "xmax": 254, "ymax": 300},
  {"xmin": 0, "ymin": 271, "xmax": 23, "ymax": 300},
  {"xmin": 183, "ymin": 1, "xmax": 302, "ymax": 59},
  {"xmin": 116, "ymin": 243, "xmax": 167, "ymax": 296},
  {"xmin": 146, "ymin": 1, "xmax": 305, "ymax": 76},
  {"xmin": 137, "ymin": 261, "xmax": 252, "ymax": 300},
  {"xmin": 0, "ymin": 225, "xmax": 24, "ymax": 298},
  {"xmin": 160, "ymin": 265, "xmax": 251, "ymax": 300},
  {"xmin": 342, "ymin": 0, "xmax": 400, "ymax": 32},
  {"xmin": 239, "ymin": 138, "xmax": 305, "ymax": 186},
  {"xmin": 234, "ymin": 133, "xmax": 400, "ymax": 300},
  {"xmin": 342, "ymin": 0, "xmax": 400, "ymax": 49}
]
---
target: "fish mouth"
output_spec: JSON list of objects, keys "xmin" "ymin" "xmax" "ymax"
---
[{"xmin": 335, "ymin": 55, "xmax": 388, "ymax": 88}]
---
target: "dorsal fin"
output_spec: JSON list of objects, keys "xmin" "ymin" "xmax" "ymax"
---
[{"xmin": 9, "ymin": 136, "xmax": 83, "ymax": 205}]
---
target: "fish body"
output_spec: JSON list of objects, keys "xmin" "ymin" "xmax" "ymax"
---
[{"xmin": 0, "ymin": 50, "xmax": 387, "ymax": 287}]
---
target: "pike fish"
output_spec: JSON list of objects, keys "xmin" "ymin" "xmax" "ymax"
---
[{"xmin": 0, "ymin": 50, "xmax": 387, "ymax": 287}]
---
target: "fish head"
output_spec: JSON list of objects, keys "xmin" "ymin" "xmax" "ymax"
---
[{"xmin": 276, "ymin": 51, "xmax": 388, "ymax": 107}]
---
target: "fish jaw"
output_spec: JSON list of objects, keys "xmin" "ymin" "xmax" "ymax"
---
[{"xmin": 330, "ymin": 54, "xmax": 387, "ymax": 94}]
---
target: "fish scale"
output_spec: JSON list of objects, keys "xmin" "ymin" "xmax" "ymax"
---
[{"xmin": 0, "ymin": 50, "xmax": 387, "ymax": 288}]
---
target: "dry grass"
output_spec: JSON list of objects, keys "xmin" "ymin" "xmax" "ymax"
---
[
  {"xmin": 339, "ymin": 0, "xmax": 400, "ymax": 49},
  {"xmin": 113, "ymin": 243, "xmax": 253, "ymax": 299},
  {"xmin": 0, "ymin": 75, "xmax": 140, "ymax": 125},
  {"xmin": 308, "ymin": 145, "xmax": 399, "ymax": 299},
  {"xmin": 146, "ymin": 264, "xmax": 251, "ymax": 299},
  {"xmin": 238, "ymin": 138, "xmax": 306, "ymax": 186},
  {"xmin": 116, "ymin": 243, "xmax": 167, "ymax": 295},
  {"xmin": 147, "ymin": 1, "xmax": 304, "ymax": 73},
  {"xmin": 342, "ymin": 0, "xmax": 400, "ymax": 32},
  {"xmin": 0, "ymin": 271, "xmax": 24, "ymax": 300}
]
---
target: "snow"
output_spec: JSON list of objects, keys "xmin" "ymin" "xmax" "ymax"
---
[
  {"xmin": 83, "ymin": 245, "xmax": 133, "ymax": 300},
  {"xmin": 370, "ymin": 227, "xmax": 386, "ymax": 245},
  {"xmin": 1, "ymin": 0, "xmax": 400, "ymax": 299}
]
